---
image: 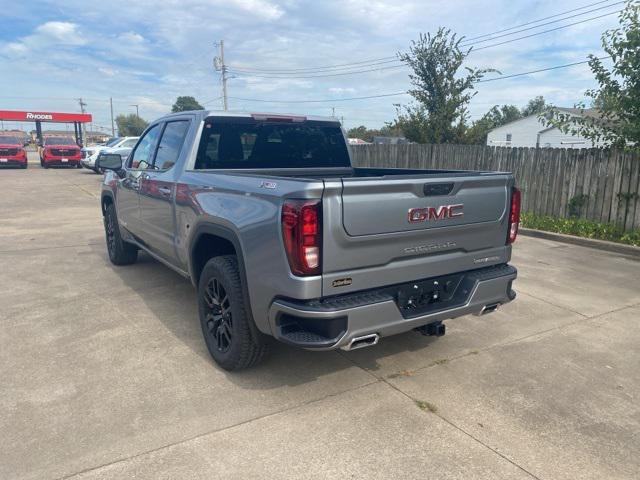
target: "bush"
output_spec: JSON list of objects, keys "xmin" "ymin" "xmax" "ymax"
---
[{"xmin": 520, "ymin": 212, "xmax": 640, "ymax": 247}]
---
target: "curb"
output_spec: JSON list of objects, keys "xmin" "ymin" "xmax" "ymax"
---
[{"xmin": 520, "ymin": 228, "xmax": 640, "ymax": 258}]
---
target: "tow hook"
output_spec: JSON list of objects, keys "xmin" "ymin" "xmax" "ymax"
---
[{"xmin": 415, "ymin": 322, "xmax": 446, "ymax": 337}]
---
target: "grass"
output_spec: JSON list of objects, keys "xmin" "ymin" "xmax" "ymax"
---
[
  {"xmin": 520, "ymin": 212, "xmax": 640, "ymax": 247},
  {"xmin": 415, "ymin": 400, "xmax": 438, "ymax": 413}
]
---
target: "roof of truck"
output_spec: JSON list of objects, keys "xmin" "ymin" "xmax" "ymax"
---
[{"xmin": 160, "ymin": 110, "xmax": 338, "ymax": 123}]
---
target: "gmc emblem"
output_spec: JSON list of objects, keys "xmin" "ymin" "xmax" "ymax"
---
[{"xmin": 408, "ymin": 204, "xmax": 464, "ymax": 223}]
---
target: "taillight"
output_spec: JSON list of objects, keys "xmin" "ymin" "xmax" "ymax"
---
[
  {"xmin": 281, "ymin": 199, "xmax": 322, "ymax": 276},
  {"xmin": 507, "ymin": 187, "xmax": 521, "ymax": 244}
]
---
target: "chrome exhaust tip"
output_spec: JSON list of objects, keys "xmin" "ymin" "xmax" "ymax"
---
[
  {"xmin": 342, "ymin": 333, "xmax": 380, "ymax": 351},
  {"xmin": 478, "ymin": 303, "xmax": 500, "ymax": 315}
]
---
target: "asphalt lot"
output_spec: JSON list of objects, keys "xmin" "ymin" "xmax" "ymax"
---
[{"xmin": 1, "ymin": 155, "xmax": 640, "ymax": 479}]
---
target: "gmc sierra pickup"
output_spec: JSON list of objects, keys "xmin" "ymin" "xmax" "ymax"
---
[{"xmin": 98, "ymin": 110, "xmax": 519, "ymax": 371}]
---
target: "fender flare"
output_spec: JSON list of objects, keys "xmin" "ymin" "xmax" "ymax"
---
[
  {"xmin": 188, "ymin": 223, "xmax": 269, "ymax": 339},
  {"xmin": 100, "ymin": 190, "xmax": 115, "ymax": 215}
]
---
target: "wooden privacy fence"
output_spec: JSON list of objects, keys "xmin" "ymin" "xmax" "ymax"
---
[{"xmin": 350, "ymin": 144, "xmax": 640, "ymax": 232}]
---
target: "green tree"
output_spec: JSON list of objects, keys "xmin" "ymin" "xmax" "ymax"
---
[
  {"xmin": 521, "ymin": 96, "xmax": 548, "ymax": 117},
  {"xmin": 392, "ymin": 28, "xmax": 496, "ymax": 144},
  {"xmin": 347, "ymin": 125, "xmax": 376, "ymax": 141},
  {"xmin": 171, "ymin": 96, "xmax": 204, "ymax": 112},
  {"xmin": 544, "ymin": 1, "xmax": 640, "ymax": 149},
  {"xmin": 115, "ymin": 114, "xmax": 148, "ymax": 136}
]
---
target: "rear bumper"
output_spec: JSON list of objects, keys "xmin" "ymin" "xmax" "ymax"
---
[
  {"xmin": 0, "ymin": 158, "xmax": 27, "ymax": 167},
  {"xmin": 43, "ymin": 158, "xmax": 80, "ymax": 166},
  {"xmin": 268, "ymin": 264, "xmax": 517, "ymax": 350}
]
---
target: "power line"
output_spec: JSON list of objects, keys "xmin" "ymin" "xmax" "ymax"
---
[
  {"xmin": 228, "ymin": 64, "xmax": 406, "ymax": 79},
  {"xmin": 472, "ymin": 10, "xmax": 620, "ymax": 51},
  {"xmin": 229, "ymin": 92, "xmax": 409, "ymax": 104},
  {"xmin": 465, "ymin": 0, "xmax": 617, "ymax": 41},
  {"xmin": 227, "ymin": 0, "xmax": 620, "ymax": 75},
  {"xmin": 477, "ymin": 55, "xmax": 610, "ymax": 82},
  {"xmin": 460, "ymin": 2, "xmax": 623, "ymax": 46},
  {"xmin": 229, "ymin": 10, "xmax": 620, "ymax": 79},
  {"xmin": 227, "ymin": 56, "xmax": 609, "ymax": 104}
]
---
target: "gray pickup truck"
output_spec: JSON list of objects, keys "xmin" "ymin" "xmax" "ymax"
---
[{"xmin": 98, "ymin": 110, "xmax": 519, "ymax": 370}]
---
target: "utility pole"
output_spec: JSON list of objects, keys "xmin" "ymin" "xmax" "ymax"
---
[
  {"xmin": 331, "ymin": 107, "xmax": 335, "ymax": 118},
  {"xmin": 130, "ymin": 104, "xmax": 139, "ymax": 117},
  {"xmin": 214, "ymin": 40, "xmax": 229, "ymax": 111},
  {"xmin": 110, "ymin": 97, "xmax": 115, "ymax": 137},
  {"xmin": 77, "ymin": 97, "xmax": 87, "ymax": 113},
  {"xmin": 77, "ymin": 98, "xmax": 87, "ymax": 145}
]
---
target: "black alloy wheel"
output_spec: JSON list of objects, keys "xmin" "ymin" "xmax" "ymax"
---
[{"xmin": 203, "ymin": 278, "xmax": 233, "ymax": 353}]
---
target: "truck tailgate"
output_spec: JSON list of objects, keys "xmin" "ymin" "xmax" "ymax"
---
[
  {"xmin": 321, "ymin": 173, "xmax": 514, "ymax": 296},
  {"xmin": 341, "ymin": 175, "xmax": 508, "ymax": 236}
]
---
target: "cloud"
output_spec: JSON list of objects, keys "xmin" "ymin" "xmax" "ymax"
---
[
  {"xmin": 0, "ymin": 0, "xmax": 622, "ymax": 129},
  {"xmin": 229, "ymin": 0, "xmax": 284, "ymax": 20},
  {"xmin": 329, "ymin": 87, "xmax": 356, "ymax": 94},
  {"xmin": 35, "ymin": 21, "xmax": 84, "ymax": 43},
  {"xmin": 98, "ymin": 67, "xmax": 118, "ymax": 76},
  {"xmin": 119, "ymin": 32, "xmax": 145, "ymax": 44}
]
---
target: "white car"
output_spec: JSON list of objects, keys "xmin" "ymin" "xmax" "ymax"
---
[{"xmin": 81, "ymin": 136, "xmax": 139, "ymax": 172}]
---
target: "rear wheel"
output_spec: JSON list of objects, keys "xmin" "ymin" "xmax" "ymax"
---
[
  {"xmin": 104, "ymin": 203, "xmax": 138, "ymax": 265},
  {"xmin": 21, "ymin": 162, "xmax": 27, "ymax": 169},
  {"xmin": 198, "ymin": 255, "xmax": 267, "ymax": 370}
]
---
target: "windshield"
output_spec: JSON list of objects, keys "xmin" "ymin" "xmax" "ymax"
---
[
  {"xmin": 45, "ymin": 137, "xmax": 76, "ymax": 146},
  {"xmin": 105, "ymin": 137, "xmax": 121, "ymax": 147},
  {"xmin": 0, "ymin": 136, "xmax": 22, "ymax": 145},
  {"xmin": 195, "ymin": 118, "xmax": 350, "ymax": 169}
]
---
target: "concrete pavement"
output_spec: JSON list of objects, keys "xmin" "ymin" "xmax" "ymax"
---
[{"xmin": 1, "ymin": 165, "xmax": 639, "ymax": 479}]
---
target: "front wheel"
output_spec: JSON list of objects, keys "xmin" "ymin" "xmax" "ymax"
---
[
  {"xmin": 104, "ymin": 203, "xmax": 138, "ymax": 265},
  {"xmin": 198, "ymin": 255, "xmax": 267, "ymax": 370}
]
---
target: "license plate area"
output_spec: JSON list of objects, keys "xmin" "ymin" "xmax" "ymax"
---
[
  {"xmin": 61, "ymin": 158, "xmax": 68, "ymax": 162},
  {"xmin": 396, "ymin": 273, "xmax": 468, "ymax": 317},
  {"xmin": 0, "ymin": 159, "xmax": 7, "ymax": 163}
]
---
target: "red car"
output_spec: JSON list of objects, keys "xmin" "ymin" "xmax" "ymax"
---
[
  {"xmin": 0, "ymin": 135, "xmax": 28, "ymax": 169},
  {"xmin": 40, "ymin": 137, "xmax": 81, "ymax": 168}
]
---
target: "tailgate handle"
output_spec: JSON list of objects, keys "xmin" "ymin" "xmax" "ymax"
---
[{"xmin": 424, "ymin": 183, "xmax": 454, "ymax": 196}]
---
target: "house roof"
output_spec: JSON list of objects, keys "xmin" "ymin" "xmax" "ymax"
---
[
  {"xmin": 487, "ymin": 107, "xmax": 602, "ymax": 134},
  {"xmin": 555, "ymin": 107, "xmax": 602, "ymax": 119}
]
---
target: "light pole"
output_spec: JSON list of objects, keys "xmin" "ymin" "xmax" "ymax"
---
[{"xmin": 130, "ymin": 104, "xmax": 139, "ymax": 117}]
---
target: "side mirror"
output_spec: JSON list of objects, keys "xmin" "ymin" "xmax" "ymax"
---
[{"xmin": 96, "ymin": 153, "xmax": 123, "ymax": 171}]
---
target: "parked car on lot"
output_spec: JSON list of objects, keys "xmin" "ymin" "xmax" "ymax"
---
[
  {"xmin": 81, "ymin": 136, "xmax": 139, "ymax": 172},
  {"xmin": 0, "ymin": 135, "xmax": 28, "ymax": 169},
  {"xmin": 98, "ymin": 110, "xmax": 520, "ymax": 370},
  {"xmin": 40, "ymin": 137, "xmax": 81, "ymax": 168}
]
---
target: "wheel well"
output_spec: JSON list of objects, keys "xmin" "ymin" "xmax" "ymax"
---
[
  {"xmin": 192, "ymin": 233, "xmax": 237, "ymax": 284},
  {"xmin": 101, "ymin": 195, "xmax": 113, "ymax": 215}
]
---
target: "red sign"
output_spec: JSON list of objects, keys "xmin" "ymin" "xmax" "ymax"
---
[{"xmin": 0, "ymin": 109, "xmax": 92, "ymax": 123}]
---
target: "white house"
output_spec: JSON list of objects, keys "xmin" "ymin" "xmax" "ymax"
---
[{"xmin": 486, "ymin": 108, "xmax": 603, "ymax": 149}]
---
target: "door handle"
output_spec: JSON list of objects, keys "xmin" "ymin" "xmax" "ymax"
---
[{"xmin": 158, "ymin": 186, "xmax": 172, "ymax": 197}]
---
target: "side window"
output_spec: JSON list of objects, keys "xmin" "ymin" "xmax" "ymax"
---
[
  {"xmin": 121, "ymin": 138, "xmax": 138, "ymax": 148},
  {"xmin": 154, "ymin": 120, "xmax": 190, "ymax": 170},
  {"xmin": 129, "ymin": 125, "xmax": 161, "ymax": 170}
]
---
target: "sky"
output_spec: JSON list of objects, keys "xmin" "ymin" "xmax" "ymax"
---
[{"xmin": 0, "ymin": 0, "xmax": 625, "ymax": 134}]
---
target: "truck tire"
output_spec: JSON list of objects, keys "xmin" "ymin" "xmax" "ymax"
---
[
  {"xmin": 198, "ymin": 255, "xmax": 267, "ymax": 370},
  {"xmin": 104, "ymin": 203, "xmax": 138, "ymax": 265}
]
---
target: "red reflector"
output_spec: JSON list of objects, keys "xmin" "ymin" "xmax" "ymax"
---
[
  {"xmin": 281, "ymin": 200, "xmax": 322, "ymax": 276},
  {"xmin": 507, "ymin": 187, "xmax": 521, "ymax": 244},
  {"xmin": 251, "ymin": 113, "xmax": 306, "ymax": 122}
]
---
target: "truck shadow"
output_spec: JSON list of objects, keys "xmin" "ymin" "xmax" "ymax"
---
[{"xmin": 94, "ymin": 246, "xmax": 435, "ymax": 388}]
